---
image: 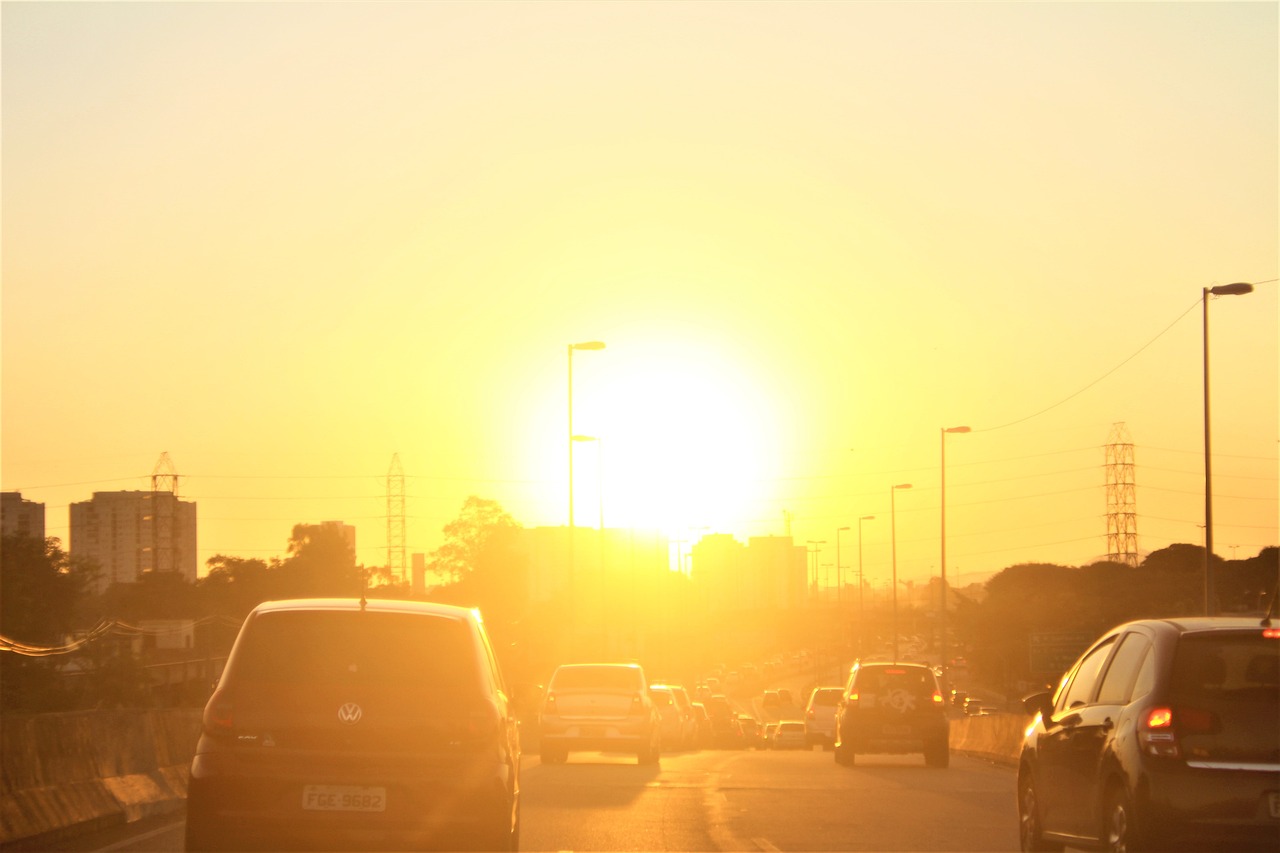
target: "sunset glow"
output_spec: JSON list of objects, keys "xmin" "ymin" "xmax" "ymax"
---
[{"xmin": 2, "ymin": 2, "xmax": 1275, "ymax": 585}]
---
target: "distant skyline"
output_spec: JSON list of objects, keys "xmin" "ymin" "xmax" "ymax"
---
[{"xmin": 3, "ymin": 2, "xmax": 1276, "ymax": 589}]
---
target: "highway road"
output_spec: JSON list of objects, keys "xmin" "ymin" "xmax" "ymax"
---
[{"xmin": 50, "ymin": 746, "xmax": 1018, "ymax": 852}]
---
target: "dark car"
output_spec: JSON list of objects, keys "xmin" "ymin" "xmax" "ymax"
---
[
  {"xmin": 833, "ymin": 661, "xmax": 949, "ymax": 768},
  {"xmin": 184, "ymin": 598, "xmax": 521, "ymax": 852},
  {"xmin": 1017, "ymin": 617, "xmax": 1280, "ymax": 852}
]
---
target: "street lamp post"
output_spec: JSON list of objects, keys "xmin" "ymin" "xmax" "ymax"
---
[
  {"xmin": 568, "ymin": 341, "xmax": 606, "ymax": 530},
  {"xmin": 940, "ymin": 426, "xmax": 970, "ymax": 695},
  {"xmin": 836, "ymin": 526, "xmax": 851, "ymax": 606},
  {"xmin": 1202, "ymin": 283, "xmax": 1252, "ymax": 615},
  {"xmin": 890, "ymin": 484, "xmax": 912, "ymax": 662},
  {"xmin": 572, "ymin": 435, "xmax": 604, "ymax": 531},
  {"xmin": 806, "ymin": 540, "xmax": 826, "ymax": 602},
  {"xmin": 567, "ymin": 341, "xmax": 605, "ymax": 636},
  {"xmin": 857, "ymin": 515, "xmax": 874, "ymax": 658}
]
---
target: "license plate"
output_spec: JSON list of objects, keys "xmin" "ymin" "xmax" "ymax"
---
[
  {"xmin": 302, "ymin": 785, "xmax": 386, "ymax": 812},
  {"xmin": 1269, "ymin": 792, "xmax": 1280, "ymax": 819}
]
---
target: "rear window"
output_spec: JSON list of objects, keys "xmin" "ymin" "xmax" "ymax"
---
[
  {"xmin": 552, "ymin": 665, "xmax": 642, "ymax": 690},
  {"xmin": 228, "ymin": 610, "xmax": 478, "ymax": 695},
  {"xmin": 651, "ymin": 689, "xmax": 674, "ymax": 706},
  {"xmin": 854, "ymin": 666, "xmax": 938, "ymax": 699},
  {"xmin": 1171, "ymin": 633, "xmax": 1279, "ymax": 699},
  {"xmin": 810, "ymin": 688, "xmax": 842, "ymax": 706},
  {"xmin": 1169, "ymin": 631, "xmax": 1280, "ymax": 761}
]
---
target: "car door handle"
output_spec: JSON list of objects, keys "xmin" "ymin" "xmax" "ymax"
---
[
  {"xmin": 1101, "ymin": 717, "xmax": 1114, "ymax": 732},
  {"xmin": 1059, "ymin": 712, "xmax": 1083, "ymax": 727}
]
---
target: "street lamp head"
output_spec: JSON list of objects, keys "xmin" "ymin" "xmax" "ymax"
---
[
  {"xmin": 571, "ymin": 434, "xmax": 599, "ymax": 442},
  {"xmin": 838, "ymin": 526, "xmax": 851, "ymax": 532},
  {"xmin": 1207, "ymin": 282, "xmax": 1254, "ymax": 297},
  {"xmin": 571, "ymin": 340, "xmax": 607, "ymax": 350},
  {"xmin": 861, "ymin": 515, "xmax": 875, "ymax": 521},
  {"xmin": 893, "ymin": 483, "xmax": 913, "ymax": 490},
  {"xmin": 944, "ymin": 426, "xmax": 972, "ymax": 434}
]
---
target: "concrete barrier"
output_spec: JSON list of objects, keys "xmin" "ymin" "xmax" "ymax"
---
[
  {"xmin": 948, "ymin": 711, "xmax": 1029, "ymax": 766},
  {"xmin": 0, "ymin": 709, "xmax": 201, "ymax": 850}
]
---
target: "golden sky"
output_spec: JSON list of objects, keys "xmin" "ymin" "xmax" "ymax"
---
[{"xmin": 2, "ymin": 1, "xmax": 1276, "ymax": 589}]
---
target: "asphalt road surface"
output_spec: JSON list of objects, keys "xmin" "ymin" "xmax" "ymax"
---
[{"xmin": 46, "ymin": 746, "xmax": 1018, "ymax": 852}]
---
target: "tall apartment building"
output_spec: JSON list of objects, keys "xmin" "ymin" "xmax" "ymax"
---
[
  {"xmin": 69, "ymin": 490, "xmax": 197, "ymax": 591},
  {"xmin": 1, "ymin": 491, "xmax": 46, "ymax": 540}
]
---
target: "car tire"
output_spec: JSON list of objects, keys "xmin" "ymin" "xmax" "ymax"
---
[
  {"xmin": 1103, "ymin": 784, "xmax": 1148, "ymax": 853},
  {"xmin": 924, "ymin": 739, "xmax": 949, "ymax": 768},
  {"xmin": 834, "ymin": 739, "xmax": 855, "ymax": 766},
  {"xmin": 1018, "ymin": 771, "xmax": 1064, "ymax": 852}
]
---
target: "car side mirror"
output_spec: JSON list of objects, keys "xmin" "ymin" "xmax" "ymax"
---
[{"xmin": 1022, "ymin": 691, "xmax": 1053, "ymax": 719}]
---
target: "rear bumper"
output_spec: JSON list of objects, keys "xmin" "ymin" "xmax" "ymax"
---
[
  {"xmin": 1141, "ymin": 763, "xmax": 1280, "ymax": 848},
  {"xmin": 838, "ymin": 713, "xmax": 948, "ymax": 753},
  {"xmin": 185, "ymin": 749, "xmax": 515, "ymax": 851}
]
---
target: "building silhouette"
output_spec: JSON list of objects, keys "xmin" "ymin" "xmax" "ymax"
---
[
  {"xmin": 69, "ymin": 491, "xmax": 197, "ymax": 592},
  {"xmin": 1, "ymin": 491, "xmax": 45, "ymax": 541}
]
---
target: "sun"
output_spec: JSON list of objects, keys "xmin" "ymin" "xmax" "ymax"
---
[{"xmin": 571, "ymin": 338, "xmax": 779, "ymax": 544}]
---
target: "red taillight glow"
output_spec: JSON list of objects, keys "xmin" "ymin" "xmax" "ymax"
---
[
  {"xmin": 932, "ymin": 691, "xmax": 944, "ymax": 705},
  {"xmin": 203, "ymin": 691, "xmax": 234, "ymax": 735},
  {"xmin": 1140, "ymin": 705, "xmax": 1218, "ymax": 758},
  {"xmin": 1176, "ymin": 707, "xmax": 1217, "ymax": 735},
  {"xmin": 1263, "ymin": 628, "xmax": 1280, "ymax": 639}
]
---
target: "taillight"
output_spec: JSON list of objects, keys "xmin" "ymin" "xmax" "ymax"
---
[
  {"xmin": 847, "ymin": 691, "xmax": 860, "ymax": 703},
  {"xmin": 1263, "ymin": 628, "xmax": 1280, "ymax": 639},
  {"xmin": 1139, "ymin": 705, "xmax": 1218, "ymax": 758},
  {"xmin": 1140, "ymin": 706, "xmax": 1178, "ymax": 757},
  {"xmin": 932, "ymin": 690, "xmax": 944, "ymax": 706},
  {"xmin": 543, "ymin": 693, "xmax": 558, "ymax": 715},
  {"xmin": 203, "ymin": 690, "xmax": 234, "ymax": 735}
]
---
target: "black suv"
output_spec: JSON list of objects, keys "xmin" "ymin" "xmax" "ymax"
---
[
  {"xmin": 833, "ymin": 661, "xmax": 950, "ymax": 767},
  {"xmin": 185, "ymin": 598, "xmax": 521, "ymax": 851},
  {"xmin": 1018, "ymin": 617, "xmax": 1280, "ymax": 852}
]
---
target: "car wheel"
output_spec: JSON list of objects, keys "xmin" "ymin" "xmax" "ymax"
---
[
  {"xmin": 834, "ymin": 739, "xmax": 855, "ymax": 766},
  {"xmin": 1103, "ymin": 785, "xmax": 1148, "ymax": 853},
  {"xmin": 1018, "ymin": 771, "xmax": 1063, "ymax": 852}
]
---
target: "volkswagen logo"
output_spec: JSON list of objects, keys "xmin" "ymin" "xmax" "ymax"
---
[{"xmin": 337, "ymin": 702, "xmax": 363, "ymax": 725}]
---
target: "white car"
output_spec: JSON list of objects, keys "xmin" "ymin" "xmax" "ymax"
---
[
  {"xmin": 804, "ymin": 686, "xmax": 843, "ymax": 749},
  {"xmin": 773, "ymin": 720, "xmax": 808, "ymax": 750},
  {"xmin": 539, "ymin": 663, "xmax": 662, "ymax": 764},
  {"xmin": 649, "ymin": 684, "xmax": 698, "ymax": 750}
]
